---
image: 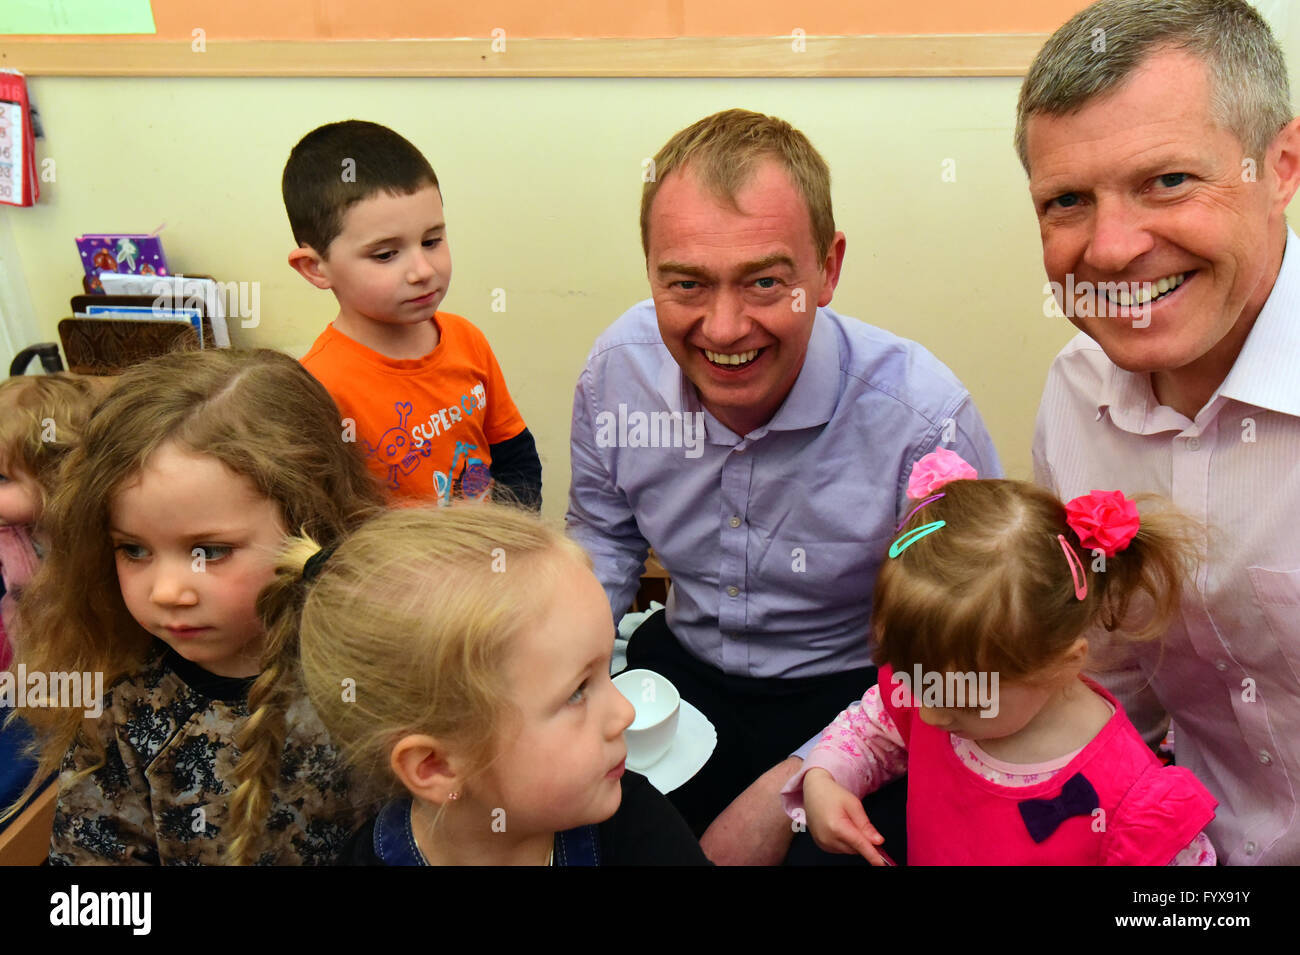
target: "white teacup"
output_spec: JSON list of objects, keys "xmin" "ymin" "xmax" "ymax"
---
[{"xmin": 613, "ymin": 668, "xmax": 681, "ymax": 770}]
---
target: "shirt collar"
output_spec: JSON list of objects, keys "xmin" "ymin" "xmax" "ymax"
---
[
  {"xmin": 372, "ymin": 797, "xmax": 591, "ymax": 866},
  {"xmin": 161, "ymin": 643, "xmax": 255, "ymax": 706},
  {"xmin": 373, "ymin": 798, "xmax": 426, "ymax": 866},
  {"xmin": 655, "ymin": 308, "xmax": 841, "ymax": 440},
  {"xmin": 1096, "ymin": 361, "xmax": 1173, "ymax": 435},
  {"xmin": 1098, "ymin": 226, "xmax": 1300, "ymax": 429},
  {"xmin": 1215, "ymin": 226, "xmax": 1300, "ymax": 417}
]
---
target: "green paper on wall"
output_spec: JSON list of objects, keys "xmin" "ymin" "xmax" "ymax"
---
[{"xmin": 0, "ymin": 0, "xmax": 157, "ymax": 35}]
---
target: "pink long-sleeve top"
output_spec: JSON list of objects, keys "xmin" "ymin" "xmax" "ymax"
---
[{"xmin": 782, "ymin": 666, "xmax": 1218, "ymax": 865}]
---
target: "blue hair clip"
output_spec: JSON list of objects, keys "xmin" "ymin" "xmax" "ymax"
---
[{"xmin": 889, "ymin": 520, "xmax": 945, "ymax": 558}]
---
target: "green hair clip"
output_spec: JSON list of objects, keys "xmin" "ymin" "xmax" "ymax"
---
[{"xmin": 888, "ymin": 520, "xmax": 945, "ymax": 558}]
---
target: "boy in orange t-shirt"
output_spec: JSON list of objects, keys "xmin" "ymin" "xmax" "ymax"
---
[{"xmin": 283, "ymin": 120, "xmax": 541, "ymax": 507}]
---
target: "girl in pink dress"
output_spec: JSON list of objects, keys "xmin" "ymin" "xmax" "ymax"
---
[{"xmin": 782, "ymin": 449, "xmax": 1218, "ymax": 865}]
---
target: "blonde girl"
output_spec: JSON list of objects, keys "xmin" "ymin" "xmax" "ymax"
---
[
  {"xmin": 3, "ymin": 348, "xmax": 384, "ymax": 863},
  {"xmin": 234, "ymin": 504, "xmax": 709, "ymax": 865},
  {"xmin": 782, "ymin": 449, "xmax": 1218, "ymax": 865}
]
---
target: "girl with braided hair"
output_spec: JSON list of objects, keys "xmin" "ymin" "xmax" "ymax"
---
[
  {"xmin": 3, "ymin": 348, "xmax": 384, "ymax": 863},
  {"xmin": 237, "ymin": 503, "xmax": 710, "ymax": 866}
]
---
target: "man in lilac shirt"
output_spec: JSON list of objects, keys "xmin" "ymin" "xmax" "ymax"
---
[
  {"xmin": 567, "ymin": 109, "xmax": 1000, "ymax": 860},
  {"xmin": 1025, "ymin": 0, "xmax": 1300, "ymax": 864}
]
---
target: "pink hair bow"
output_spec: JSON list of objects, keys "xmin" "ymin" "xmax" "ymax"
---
[
  {"xmin": 1064, "ymin": 490, "xmax": 1140, "ymax": 558},
  {"xmin": 906, "ymin": 448, "xmax": 978, "ymax": 501}
]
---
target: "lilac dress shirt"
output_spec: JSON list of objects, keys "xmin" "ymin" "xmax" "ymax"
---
[{"xmin": 567, "ymin": 299, "xmax": 1001, "ymax": 682}]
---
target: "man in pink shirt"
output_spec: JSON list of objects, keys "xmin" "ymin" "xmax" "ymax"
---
[
  {"xmin": 711, "ymin": 0, "xmax": 1300, "ymax": 866},
  {"xmin": 1026, "ymin": 0, "xmax": 1300, "ymax": 864}
]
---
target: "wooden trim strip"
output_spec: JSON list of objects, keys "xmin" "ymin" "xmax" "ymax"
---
[{"xmin": 0, "ymin": 34, "xmax": 1048, "ymax": 77}]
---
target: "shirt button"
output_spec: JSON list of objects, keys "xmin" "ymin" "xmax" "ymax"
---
[
  {"xmin": 729, "ymin": 516, "xmax": 741, "ymax": 528},
  {"xmin": 733, "ymin": 446, "xmax": 745, "ymax": 454},
  {"xmin": 1245, "ymin": 842, "xmax": 1257, "ymax": 855},
  {"xmin": 1186, "ymin": 437, "xmax": 1200, "ymax": 451},
  {"xmin": 1259, "ymin": 750, "xmax": 1272, "ymax": 766},
  {"xmin": 726, "ymin": 585, "xmax": 739, "ymax": 598},
  {"xmin": 1215, "ymin": 660, "xmax": 1228, "ymax": 672}
]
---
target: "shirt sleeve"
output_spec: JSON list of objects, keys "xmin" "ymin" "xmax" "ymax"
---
[
  {"xmin": 565, "ymin": 364, "xmax": 649, "ymax": 621},
  {"xmin": 948, "ymin": 393, "xmax": 1003, "ymax": 480},
  {"xmin": 1167, "ymin": 830, "xmax": 1217, "ymax": 866},
  {"xmin": 488, "ymin": 427, "xmax": 542, "ymax": 510},
  {"xmin": 479, "ymin": 334, "xmax": 528, "ymax": 446},
  {"xmin": 898, "ymin": 393, "xmax": 1003, "ymax": 519},
  {"xmin": 1103, "ymin": 765, "xmax": 1219, "ymax": 866},
  {"xmin": 49, "ymin": 714, "xmax": 159, "ymax": 865},
  {"xmin": 780, "ymin": 684, "xmax": 909, "ymax": 819}
]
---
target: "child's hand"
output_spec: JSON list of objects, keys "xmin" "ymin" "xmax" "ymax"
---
[{"xmin": 802, "ymin": 768, "xmax": 889, "ymax": 865}]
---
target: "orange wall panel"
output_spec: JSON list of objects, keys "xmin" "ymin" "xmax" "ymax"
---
[{"xmin": 38, "ymin": 0, "xmax": 1093, "ymax": 41}]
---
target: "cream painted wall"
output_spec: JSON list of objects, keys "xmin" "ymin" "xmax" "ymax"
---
[
  {"xmin": 2, "ymin": 74, "xmax": 1065, "ymax": 515},
  {"xmin": 3, "ymin": 4, "xmax": 1296, "ymax": 515}
]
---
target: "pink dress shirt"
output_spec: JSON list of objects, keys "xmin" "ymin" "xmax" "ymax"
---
[{"xmin": 1032, "ymin": 227, "xmax": 1300, "ymax": 865}]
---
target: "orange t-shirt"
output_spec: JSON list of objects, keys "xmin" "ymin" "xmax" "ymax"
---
[{"xmin": 301, "ymin": 312, "xmax": 527, "ymax": 503}]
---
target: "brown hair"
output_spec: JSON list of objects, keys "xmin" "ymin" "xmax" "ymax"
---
[
  {"xmin": 640, "ymin": 108, "xmax": 835, "ymax": 262},
  {"xmin": 235, "ymin": 504, "xmax": 589, "ymax": 854},
  {"xmin": 873, "ymin": 479, "xmax": 1197, "ymax": 683},
  {"xmin": 1015, "ymin": 0, "xmax": 1291, "ymax": 174},
  {"xmin": 0, "ymin": 374, "xmax": 113, "ymax": 513},
  {"xmin": 282, "ymin": 120, "xmax": 440, "ymax": 256},
  {"xmin": 2, "ymin": 349, "xmax": 385, "ymax": 835}
]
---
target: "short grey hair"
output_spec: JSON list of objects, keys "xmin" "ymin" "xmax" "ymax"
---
[{"xmin": 1015, "ymin": 0, "xmax": 1293, "ymax": 174}]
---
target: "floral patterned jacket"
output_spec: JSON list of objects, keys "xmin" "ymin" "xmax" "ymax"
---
[{"xmin": 50, "ymin": 643, "xmax": 357, "ymax": 865}]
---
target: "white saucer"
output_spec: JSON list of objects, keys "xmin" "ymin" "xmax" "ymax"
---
[{"xmin": 627, "ymin": 699, "xmax": 717, "ymax": 794}]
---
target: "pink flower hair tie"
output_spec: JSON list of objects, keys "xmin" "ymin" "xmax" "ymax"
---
[
  {"xmin": 1064, "ymin": 490, "xmax": 1140, "ymax": 558},
  {"xmin": 906, "ymin": 448, "xmax": 978, "ymax": 501}
]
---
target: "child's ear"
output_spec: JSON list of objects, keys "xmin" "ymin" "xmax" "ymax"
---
[
  {"xmin": 288, "ymin": 245, "xmax": 332, "ymax": 290},
  {"xmin": 391, "ymin": 733, "xmax": 462, "ymax": 805},
  {"xmin": 1061, "ymin": 636, "xmax": 1090, "ymax": 671}
]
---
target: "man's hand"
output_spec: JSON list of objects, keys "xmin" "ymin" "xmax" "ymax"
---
[
  {"xmin": 698, "ymin": 756, "xmax": 802, "ymax": 866},
  {"xmin": 802, "ymin": 767, "xmax": 888, "ymax": 864}
]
